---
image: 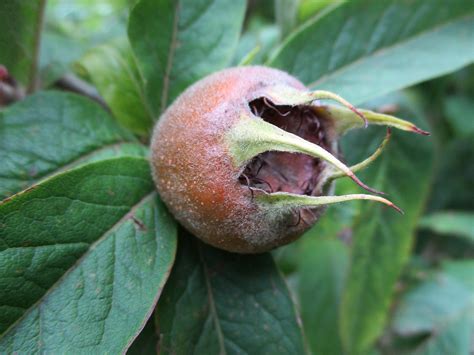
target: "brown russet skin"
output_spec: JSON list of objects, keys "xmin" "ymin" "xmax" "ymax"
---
[{"xmin": 151, "ymin": 66, "xmax": 330, "ymax": 253}]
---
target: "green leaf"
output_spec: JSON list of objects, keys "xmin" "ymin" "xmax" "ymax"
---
[
  {"xmin": 156, "ymin": 232, "xmax": 306, "ymax": 354},
  {"xmin": 298, "ymin": 237, "xmax": 349, "ymax": 355},
  {"xmin": 419, "ymin": 211, "xmax": 474, "ymax": 243},
  {"xmin": 77, "ymin": 38, "xmax": 153, "ymax": 136},
  {"xmin": 298, "ymin": 0, "xmax": 342, "ymax": 22},
  {"xmin": 127, "ymin": 316, "xmax": 159, "ymax": 355},
  {"xmin": 0, "ymin": 157, "xmax": 178, "ymax": 353},
  {"xmin": 275, "ymin": 0, "xmax": 299, "ymax": 39},
  {"xmin": 0, "ymin": 0, "xmax": 46, "ymax": 87},
  {"xmin": 269, "ymin": 0, "xmax": 474, "ymax": 105},
  {"xmin": 443, "ymin": 95, "xmax": 474, "ymax": 138},
  {"xmin": 128, "ymin": 0, "xmax": 246, "ymax": 117},
  {"xmin": 39, "ymin": 0, "xmax": 134, "ymax": 85},
  {"xmin": 392, "ymin": 261, "xmax": 474, "ymax": 355},
  {"xmin": 442, "ymin": 260, "xmax": 474, "ymax": 293},
  {"xmin": 39, "ymin": 27, "xmax": 88, "ymax": 86},
  {"xmin": 232, "ymin": 19, "xmax": 280, "ymax": 66},
  {"xmin": 0, "ymin": 91, "xmax": 146, "ymax": 200},
  {"xmin": 339, "ymin": 92, "xmax": 434, "ymax": 354},
  {"xmin": 428, "ymin": 138, "xmax": 474, "ymax": 212}
]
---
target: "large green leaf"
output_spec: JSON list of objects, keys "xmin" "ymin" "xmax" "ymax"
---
[
  {"xmin": 0, "ymin": 0, "xmax": 45, "ymax": 87},
  {"xmin": 275, "ymin": 0, "xmax": 298, "ymax": 39},
  {"xmin": 443, "ymin": 96, "xmax": 474, "ymax": 138},
  {"xmin": 77, "ymin": 39, "xmax": 153, "ymax": 136},
  {"xmin": 128, "ymin": 0, "xmax": 246, "ymax": 117},
  {"xmin": 231, "ymin": 19, "xmax": 280, "ymax": 66},
  {"xmin": 0, "ymin": 157, "xmax": 177, "ymax": 353},
  {"xmin": 339, "ymin": 92, "xmax": 434, "ymax": 354},
  {"xmin": 419, "ymin": 211, "xmax": 474, "ymax": 243},
  {"xmin": 298, "ymin": 0, "xmax": 341, "ymax": 22},
  {"xmin": 39, "ymin": 0, "xmax": 133, "ymax": 85},
  {"xmin": 392, "ymin": 261, "xmax": 474, "ymax": 355},
  {"xmin": 428, "ymin": 138, "xmax": 474, "ymax": 212},
  {"xmin": 269, "ymin": 0, "xmax": 474, "ymax": 105},
  {"xmin": 156, "ymin": 232, "xmax": 306, "ymax": 354},
  {"xmin": 0, "ymin": 91, "xmax": 146, "ymax": 200},
  {"xmin": 127, "ymin": 316, "xmax": 159, "ymax": 355},
  {"xmin": 297, "ymin": 236, "xmax": 349, "ymax": 355}
]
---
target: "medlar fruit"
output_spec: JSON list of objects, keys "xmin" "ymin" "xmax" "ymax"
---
[{"xmin": 151, "ymin": 66, "xmax": 428, "ymax": 253}]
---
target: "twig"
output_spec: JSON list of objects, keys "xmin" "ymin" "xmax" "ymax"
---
[
  {"xmin": 0, "ymin": 82, "xmax": 25, "ymax": 105},
  {"xmin": 27, "ymin": 0, "xmax": 47, "ymax": 93},
  {"xmin": 55, "ymin": 73, "xmax": 108, "ymax": 109}
]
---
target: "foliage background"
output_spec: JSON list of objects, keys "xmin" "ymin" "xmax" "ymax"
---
[{"xmin": 0, "ymin": 0, "xmax": 473, "ymax": 354}]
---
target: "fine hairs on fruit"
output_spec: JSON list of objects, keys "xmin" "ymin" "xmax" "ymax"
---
[{"xmin": 151, "ymin": 66, "xmax": 429, "ymax": 254}]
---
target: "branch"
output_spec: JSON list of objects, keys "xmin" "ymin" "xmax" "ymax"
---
[
  {"xmin": 27, "ymin": 0, "xmax": 47, "ymax": 94},
  {"xmin": 55, "ymin": 73, "xmax": 108, "ymax": 109}
]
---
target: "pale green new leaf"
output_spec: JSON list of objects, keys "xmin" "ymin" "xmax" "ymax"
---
[{"xmin": 77, "ymin": 38, "xmax": 154, "ymax": 136}]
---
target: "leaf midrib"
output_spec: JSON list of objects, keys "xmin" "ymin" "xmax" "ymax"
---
[
  {"xmin": 160, "ymin": 1, "xmax": 180, "ymax": 114},
  {"xmin": 307, "ymin": 13, "xmax": 474, "ymax": 89},
  {"xmin": 1, "ymin": 141, "xmax": 144, "ymax": 200},
  {"xmin": 0, "ymin": 191, "xmax": 156, "ymax": 340},
  {"xmin": 198, "ymin": 243, "xmax": 227, "ymax": 355}
]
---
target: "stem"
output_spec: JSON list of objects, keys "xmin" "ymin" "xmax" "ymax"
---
[
  {"xmin": 27, "ymin": 0, "xmax": 47, "ymax": 94},
  {"xmin": 55, "ymin": 73, "xmax": 108, "ymax": 109},
  {"xmin": 328, "ymin": 128, "xmax": 391, "ymax": 180}
]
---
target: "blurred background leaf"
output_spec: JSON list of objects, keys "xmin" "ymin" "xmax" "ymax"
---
[
  {"xmin": 419, "ymin": 212, "xmax": 474, "ymax": 243},
  {"xmin": 339, "ymin": 92, "xmax": 434, "ymax": 354},
  {"xmin": 274, "ymin": 0, "xmax": 299, "ymax": 39},
  {"xmin": 40, "ymin": 0, "xmax": 132, "ymax": 85},
  {"xmin": 297, "ymin": 236, "xmax": 349, "ymax": 355},
  {"xmin": 77, "ymin": 38, "xmax": 153, "ymax": 136},
  {"xmin": 392, "ymin": 260, "xmax": 474, "ymax": 355},
  {"xmin": 297, "ymin": 0, "xmax": 343, "ymax": 23},
  {"xmin": 232, "ymin": 17, "xmax": 280, "ymax": 66},
  {"xmin": 127, "ymin": 316, "xmax": 159, "ymax": 355},
  {"xmin": 0, "ymin": 0, "xmax": 46, "ymax": 90}
]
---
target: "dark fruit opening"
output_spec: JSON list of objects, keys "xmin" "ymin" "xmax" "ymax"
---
[{"xmin": 239, "ymin": 98, "xmax": 331, "ymax": 196}]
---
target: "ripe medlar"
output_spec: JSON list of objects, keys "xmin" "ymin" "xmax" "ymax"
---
[{"xmin": 151, "ymin": 66, "xmax": 428, "ymax": 253}]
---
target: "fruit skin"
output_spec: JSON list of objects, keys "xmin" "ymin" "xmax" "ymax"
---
[{"xmin": 151, "ymin": 66, "xmax": 330, "ymax": 253}]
